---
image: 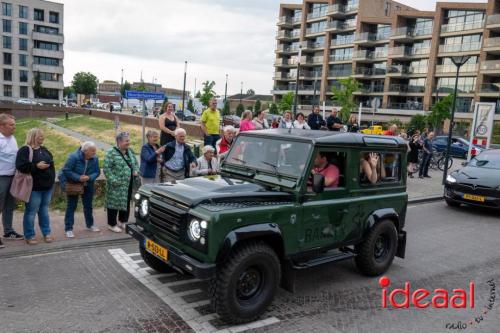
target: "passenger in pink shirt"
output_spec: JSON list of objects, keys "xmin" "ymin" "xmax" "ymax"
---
[
  {"xmin": 239, "ymin": 110, "xmax": 256, "ymax": 132},
  {"xmin": 312, "ymin": 152, "xmax": 339, "ymax": 188}
]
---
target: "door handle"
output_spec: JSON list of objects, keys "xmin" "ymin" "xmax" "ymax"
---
[{"xmin": 339, "ymin": 209, "xmax": 349, "ymax": 214}]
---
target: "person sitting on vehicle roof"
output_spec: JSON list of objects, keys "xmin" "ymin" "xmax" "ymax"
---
[{"xmin": 311, "ymin": 152, "xmax": 339, "ymax": 188}]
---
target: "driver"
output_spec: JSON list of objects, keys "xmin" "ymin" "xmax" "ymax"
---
[{"xmin": 311, "ymin": 152, "xmax": 339, "ymax": 188}]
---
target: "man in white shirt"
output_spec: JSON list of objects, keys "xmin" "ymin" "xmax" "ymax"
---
[{"xmin": 0, "ymin": 114, "xmax": 24, "ymax": 247}]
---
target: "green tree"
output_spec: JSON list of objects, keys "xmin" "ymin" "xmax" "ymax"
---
[
  {"xmin": 222, "ymin": 101, "xmax": 231, "ymax": 116},
  {"xmin": 33, "ymin": 73, "xmax": 44, "ymax": 98},
  {"xmin": 428, "ymin": 94, "xmax": 454, "ymax": 132},
  {"xmin": 246, "ymin": 105, "xmax": 253, "ymax": 111},
  {"xmin": 71, "ymin": 72, "xmax": 98, "ymax": 95},
  {"xmin": 200, "ymin": 81, "xmax": 216, "ymax": 108},
  {"xmin": 120, "ymin": 80, "xmax": 131, "ymax": 97},
  {"xmin": 195, "ymin": 91, "xmax": 201, "ymax": 98},
  {"xmin": 236, "ymin": 104, "xmax": 245, "ymax": 117},
  {"xmin": 269, "ymin": 103, "xmax": 279, "ymax": 115},
  {"xmin": 279, "ymin": 92, "xmax": 294, "ymax": 113},
  {"xmin": 187, "ymin": 99, "xmax": 194, "ymax": 112},
  {"xmin": 63, "ymin": 86, "xmax": 75, "ymax": 98},
  {"xmin": 136, "ymin": 81, "xmax": 146, "ymax": 92},
  {"xmin": 254, "ymin": 100, "xmax": 261, "ymax": 113},
  {"xmin": 408, "ymin": 114, "xmax": 428, "ymax": 133},
  {"xmin": 246, "ymin": 88, "xmax": 255, "ymax": 95},
  {"xmin": 331, "ymin": 77, "xmax": 361, "ymax": 122}
]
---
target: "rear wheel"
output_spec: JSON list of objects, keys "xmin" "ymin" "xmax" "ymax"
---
[
  {"xmin": 211, "ymin": 242, "xmax": 280, "ymax": 324},
  {"xmin": 438, "ymin": 157, "xmax": 453, "ymax": 171},
  {"xmin": 355, "ymin": 220, "xmax": 398, "ymax": 276},
  {"xmin": 140, "ymin": 246, "xmax": 175, "ymax": 273}
]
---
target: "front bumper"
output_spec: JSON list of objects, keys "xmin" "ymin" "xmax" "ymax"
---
[
  {"xmin": 126, "ymin": 223, "xmax": 216, "ymax": 279},
  {"xmin": 445, "ymin": 186, "xmax": 500, "ymax": 210}
]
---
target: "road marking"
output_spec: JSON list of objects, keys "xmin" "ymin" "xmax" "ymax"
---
[{"xmin": 109, "ymin": 248, "xmax": 279, "ymax": 333}]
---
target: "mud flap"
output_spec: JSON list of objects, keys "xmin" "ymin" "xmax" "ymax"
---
[
  {"xmin": 396, "ymin": 231, "xmax": 406, "ymax": 259},
  {"xmin": 280, "ymin": 260, "xmax": 296, "ymax": 293}
]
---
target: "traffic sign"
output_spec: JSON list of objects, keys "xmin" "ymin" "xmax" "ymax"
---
[{"xmin": 125, "ymin": 90, "xmax": 165, "ymax": 100}]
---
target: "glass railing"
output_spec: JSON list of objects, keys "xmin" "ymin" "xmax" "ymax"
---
[
  {"xmin": 278, "ymin": 16, "xmax": 292, "ymax": 25},
  {"xmin": 389, "ymin": 84, "xmax": 425, "ymax": 93},
  {"xmin": 435, "ymin": 85, "xmax": 475, "ymax": 94},
  {"xmin": 438, "ymin": 42, "xmax": 481, "ymax": 53},
  {"xmin": 479, "ymin": 83, "xmax": 500, "ymax": 93},
  {"xmin": 308, "ymin": 10, "xmax": 327, "ymax": 20},
  {"xmin": 441, "ymin": 20, "xmax": 484, "ymax": 33},
  {"xmin": 306, "ymin": 26, "xmax": 326, "ymax": 35},
  {"xmin": 392, "ymin": 26, "xmax": 433, "ymax": 37},
  {"xmin": 299, "ymin": 71, "xmax": 322, "ymax": 78},
  {"xmin": 332, "ymin": 38, "xmax": 355, "ymax": 46},
  {"xmin": 484, "ymin": 37, "xmax": 500, "ymax": 48},
  {"xmin": 487, "ymin": 14, "xmax": 500, "ymax": 25},
  {"xmin": 480, "ymin": 60, "xmax": 500, "ymax": 71},
  {"xmin": 435, "ymin": 63, "xmax": 478, "ymax": 74},
  {"xmin": 387, "ymin": 102, "xmax": 424, "ymax": 110},
  {"xmin": 326, "ymin": 3, "xmax": 359, "ymax": 15},
  {"xmin": 355, "ymin": 32, "xmax": 377, "ymax": 42},
  {"xmin": 389, "ymin": 46, "xmax": 430, "ymax": 57},
  {"xmin": 355, "ymin": 67, "xmax": 387, "ymax": 75},
  {"xmin": 357, "ymin": 85, "xmax": 385, "ymax": 93},
  {"xmin": 328, "ymin": 69, "xmax": 353, "ymax": 77},
  {"xmin": 301, "ymin": 56, "xmax": 324, "ymax": 64},
  {"xmin": 329, "ymin": 54, "xmax": 353, "ymax": 62},
  {"xmin": 387, "ymin": 65, "xmax": 428, "ymax": 75},
  {"xmin": 326, "ymin": 21, "xmax": 356, "ymax": 31},
  {"xmin": 276, "ymin": 30, "xmax": 300, "ymax": 39}
]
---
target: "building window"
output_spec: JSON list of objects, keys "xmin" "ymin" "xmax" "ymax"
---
[
  {"xmin": 19, "ymin": 38, "xmax": 27, "ymax": 51},
  {"xmin": 19, "ymin": 53, "xmax": 27, "ymax": 67},
  {"xmin": 18, "ymin": 5, "xmax": 28, "ymax": 19},
  {"xmin": 2, "ymin": 19, "xmax": 11, "ymax": 33},
  {"xmin": 19, "ymin": 70, "xmax": 28, "ymax": 82},
  {"xmin": 2, "ymin": 2, "xmax": 12, "ymax": 16},
  {"xmin": 3, "ymin": 68, "xmax": 12, "ymax": 81},
  {"xmin": 34, "ymin": 40, "xmax": 59, "ymax": 51},
  {"xmin": 3, "ymin": 52, "xmax": 11, "ymax": 64},
  {"xmin": 19, "ymin": 21, "xmax": 27, "ymax": 35},
  {"xmin": 37, "ymin": 72, "xmax": 59, "ymax": 81},
  {"xmin": 3, "ymin": 85, "xmax": 12, "ymax": 97},
  {"xmin": 19, "ymin": 86, "xmax": 28, "ymax": 98},
  {"xmin": 42, "ymin": 88, "xmax": 59, "ymax": 100},
  {"xmin": 34, "ymin": 8, "xmax": 44, "ymax": 21},
  {"xmin": 3, "ymin": 35, "xmax": 11, "ymax": 49},
  {"xmin": 34, "ymin": 24, "xmax": 59, "ymax": 35},
  {"xmin": 34, "ymin": 56, "xmax": 59, "ymax": 66},
  {"xmin": 49, "ymin": 11, "xmax": 59, "ymax": 24}
]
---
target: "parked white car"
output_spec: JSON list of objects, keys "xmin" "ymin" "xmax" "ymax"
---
[
  {"xmin": 111, "ymin": 102, "xmax": 122, "ymax": 111},
  {"xmin": 16, "ymin": 98, "xmax": 42, "ymax": 106}
]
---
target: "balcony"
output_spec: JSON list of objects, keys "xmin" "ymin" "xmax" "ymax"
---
[
  {"xmin": 276, "ymin": 30, "xmax": 300, "ymax": 40},
  {"xmin": 483, "ymin": 37, "xmax": 500, "ymax": 54},
  {"xmin": 387, "ymin": 65, "xmax": 427, "ymax": 77},
  {"xmin": 353, "ymin": 50, "xmax": 387, "ymax": 62},
  {"xmin": 273, "ymin": 72, "xmax": 296, "ymax": 80},
  {"xmin": 328, "ymin": 69, "xmax": 352, "ymax": 78},
  {"xmin": 276, "ymin": 44, "xmax": 300, "ymax": 54},
  {"xmin": 440, "ymin": 20, "xmax": 484, "ymax": 35},
  {"xmin": 32, "ymin": 48, "xmax": 64, "ymax": 59},
  {"xmin": 305, "ymin": 27, "xmax": 326, "ymax": 37},
  {"xmin": 331, "ymin": 38, "xmax": 354, "ymax": 48},
  {"xmin": 480, "ymin": 60, "xmax": 500, "ymax": 76},
  {"xmin": 32, "ymin": 31, "xmax": 64, "ymax": 44},
  {"xmin": 389, "ymin": 46, "xmax": 430, "ymax": 59},
  {"xmin": 387, "ymin": 84, "xmax": 425, "ymax": 95},
  {"xmin": 354, "ymin": 32, "xmax": 390, "ymax": 46},
  {"xmin": 434, "ymin": 63, "xmax": 478, "ymax": 76},
  {"xmin": 487, "ymin": 14, "xmax": 500, "ymax": 31},
  {"xmin": 32, "ymin": 63, "xmax": 64, "ymax": 74},
  {"xmin": 271, "ymin": 86, "xmax": 293, "ymax": 94},
  {"xmin": 354, "ymin": 85, "xmax": 385, "ymax": 95},
  {"xmin": 329, "ymin": 54, "xmax": 353, "ymax": 63},
  {"xmin": 435, "ymin": 85, "xmax": 476, "ymax": 95},
  {"xmin": 300, "ymin": 56, "xmax": 324, "ymax": 66},
  {"xmin": 274, "ymin": 58, "xmax": 298, "ymax": 67},
  {"xmin": 307, "ymin": 10, "xmax": 327, "ymax": 22},
  {"xmin": 391, "ymin": 27, "xmax": 433, "ymax": 42},
  {"xmin": 352, "ymin": 67, "xmax": 386, "ymax": 78},
  {"xmin": 299, "ymin": 71, "xmax": 322, "ymax": 80},
  {"xmin": 326, "ymin": 3, "xmax": 359, "ymax": 18},
  {"xmin": 438, "ymin": 42, "xmax": 481, "ymax": 55},
  {"xmin": 300, "ymin": 41, "xmax": 325, "ymax": 52},
  {"xmin": 277, "ymin": 16, "xmax": 293, "ymax": 27},
  {"xmin": 40, "ymin": 80, "xmax": 64, "ymax": 90},
  {"xmin": 478, "ymin": 83, "xmax": 500, "ymax": 97},
  {"xmin": 325, "ymin": 20, "xmax": 357, "ymax": 32},
  {"xmin": 387, "ymin": 102, "xmax": 424, "ymax": 111}
]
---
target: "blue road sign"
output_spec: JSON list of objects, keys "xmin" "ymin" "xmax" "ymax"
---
[{"xmin": 125, "ymin": 90, "xmax": 166, "ymax": 100}]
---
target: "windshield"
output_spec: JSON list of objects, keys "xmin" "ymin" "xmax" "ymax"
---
[
  {"xmin": 469, "ymin": 152, "xmax": 500, "ymax": 170},
  {"xmin": 225, "ymin": 136, "xmax": 312, "ymax": 177}
]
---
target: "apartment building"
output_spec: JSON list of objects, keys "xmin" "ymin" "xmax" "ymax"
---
[
  {"xmin": 1, "ymin": 0, "xmax": 64, "ymax": 103},
  {"xmin": 273, "ymin": 0, "xmax": 500, "ymax": 120}
]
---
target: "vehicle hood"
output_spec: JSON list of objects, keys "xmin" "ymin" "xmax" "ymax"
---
[
  {"xmin": 451, "ymin": 166, "xmax": 500, "ymax": 188},
  {"xmin": 141, "ymin": 176, "xmax": 293, "ymax": 207}
]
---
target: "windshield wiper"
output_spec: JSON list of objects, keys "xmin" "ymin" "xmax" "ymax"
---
[
  {"xmin": 261, "ymin": 161, "xmax": 280, "ymax": 176},
  {"xmin": 230, "ymin": 157, "xmax": 247, "ymax": 165}
]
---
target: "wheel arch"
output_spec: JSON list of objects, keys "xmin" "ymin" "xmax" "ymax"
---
[{"xmin": 366, "ymin": 208, "xmax": 401, "ymax": 234}]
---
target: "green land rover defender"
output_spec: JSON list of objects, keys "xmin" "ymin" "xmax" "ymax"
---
[{"xmin": 126, "ymin": 129, "xmax": 408, "ymax": 324}]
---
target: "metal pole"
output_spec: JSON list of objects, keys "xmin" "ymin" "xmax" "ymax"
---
[
  {"xmin": 181, "ymin": 61, "xmax": 187, "ymax": 118},
  {"xmin": 224, "ymin": 74, "xmax": 228, "ymax": 103},
  {"xmin": 313, "ymin": 71, "xmax": 318, "ymax": 107},
  {"xmin": 142, "ymin": 98, "xmax": 146, "ymax": 146},
  {"xmin": 442, "ymin": 64, "xmax": 461, "ymax": 185},
  {"xmin": 240, "ymin": 82, "xmax": 243, "ymax": 106},
  {"xmin": 293, "ymin": 46, "xmax": 302, "ymax": 118}
]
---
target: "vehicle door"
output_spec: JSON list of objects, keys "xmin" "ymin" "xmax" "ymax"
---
[{"xmin": 299, "ymin": 148, "xmax": 353, "ymax": 251}]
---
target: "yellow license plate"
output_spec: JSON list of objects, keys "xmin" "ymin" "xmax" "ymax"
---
[
  {"xmin": 146, "ymin": 239, "xmax": 168, "ymax": 261},
  {"xmin": 463, "ymin": 194, "xmax": 486, "ymax": 202}
]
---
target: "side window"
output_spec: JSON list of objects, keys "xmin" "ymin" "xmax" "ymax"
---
[
  {"xmin": 360, "ymin": 152, "xmax": 401, "ymax": 185},
  {"xmin": 308, "ymin": 150, "xmax": 346, "ymax": 191}
]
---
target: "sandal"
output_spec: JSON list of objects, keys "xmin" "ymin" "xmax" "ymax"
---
[{"xmin": 43, "ymin": 235, "xmax": 54, "ymax": 243}]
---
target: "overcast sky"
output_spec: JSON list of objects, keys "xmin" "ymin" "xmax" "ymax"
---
[{"xmin": 61, "ymin": 0, "xmax": 486, "ymax": 96}]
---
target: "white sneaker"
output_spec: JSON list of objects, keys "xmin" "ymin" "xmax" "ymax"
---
[
  {"xmin": 86, "ymin": 226, "xmax": 100, "ymax": 232},
  {"xmin": 108, "ymin": 225, "xmax": 122, "ymax": 233},
  {"xmin": 65, "ymin": 231, "xmax": 75, "ymax": 238}
]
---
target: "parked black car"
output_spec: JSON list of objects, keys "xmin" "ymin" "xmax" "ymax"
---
[
  {"xmin": 175, "ymin": 109, "xmax": 196, "ymax": 121},
  {"xmin": 444, "ymin": 149, "xmax": 500, "ymax": 210}
]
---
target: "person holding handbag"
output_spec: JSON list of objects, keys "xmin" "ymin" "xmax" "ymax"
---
[
  {"xmin": 60, "ymin": 141, "xmax": 101, "ymax": 238},
  {"xmin": 104, "ymin": 132, "xmax": 139, "ymax": 233},
  {"xmin": 15, "ymin": 128, "xmax": 55, "ymax": 245}
]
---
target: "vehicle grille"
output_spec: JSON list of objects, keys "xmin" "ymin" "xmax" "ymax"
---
[
  {"xmin": 454, "ymin": 183, "xmax": 499, "ymax": 197},
  {"xmin": 148, "ymin": 196, "xmax": 188, "ymax": 239}
]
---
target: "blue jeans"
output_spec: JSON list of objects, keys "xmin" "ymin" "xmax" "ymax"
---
[
  {"xmin": 23, "ymin": 188, "xmax": 53, "ymax": 240},
  {"xmin": 204, "ymin": 134, "xmax": 220, "ymax": 150},
  {"xmin": 64, "ymin": 185, "xmax": 94, "ymax": 231},
  {"xmin": 419, "ymin": 153, "xmax": 432, "ymax": 177}
]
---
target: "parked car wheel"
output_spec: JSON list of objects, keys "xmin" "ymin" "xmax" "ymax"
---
[
  {"xmin": 211, "ymin": 242, "xmax": 280, "ymax": 324},
  {"xmin": 445, "ymin": 198, "xmax": 461, "ymax": 208},
  {"xmin": 355, "ymin": 220, "xmax": 398, "ymax": 276},
  {"xmin": 139, "ymin": 246, "xmax": 175, "ymax": 273}
]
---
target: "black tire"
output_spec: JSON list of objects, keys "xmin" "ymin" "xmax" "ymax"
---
[
  {"xmin": 211, "ymin": 242, "xmax": 281, "ymax": 324},
  {"xmin": 445, "ymin": 197, "xmax": 461, "ymax": 207},
  {"xmin": 438, "ymin": 157, "xmax": 453, "ymax": 171},
  {"xmin": 355, "ymin": 220, "xmax": 398, "ymax": 277},
  {"xmin": 140, "ymin": 246, "xmax": 175, "ymax": 273}
]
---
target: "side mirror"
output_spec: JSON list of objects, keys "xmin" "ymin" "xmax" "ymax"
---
[
  {"xmin": 312, "ymin": 173, "xmax": 325, "ymax": 194},
  {"xmin": 461, "ymin": 161, "xmax": 468, "ymax": 167}
]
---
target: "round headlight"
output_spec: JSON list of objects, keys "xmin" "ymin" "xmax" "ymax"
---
[
  {"xmin": 134, "ymin": 193, "xmax": 141, "ymax": 201},
  {"xmin": 446, "ymin": 175, "xmax": 457, "ymax": 184},
  {"xmin": 188, "ymin": 219, "xmax": 201, "ymax": 241},
  {"xmin": 200, "ymin": 220, "xmax": 208, "ymax": 229},
  {"xmin": 139, "ymin": 199, "xmax": 149, "ymax": 217}
]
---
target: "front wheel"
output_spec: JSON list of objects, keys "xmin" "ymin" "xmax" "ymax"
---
[
  {"xmin": 355, "ymin": 220, "xmax": 398, "ymax": 276},
  {"xmin": 438, "ymin": 157, "xmax": 453, "ymax": 171},
  {"xmin": 140, "ymin": 246, "xmax": 175, "ymax": 273},
  {"xmin": 211, "ymin": 242, "xmax": 281, "ymax": 324}
]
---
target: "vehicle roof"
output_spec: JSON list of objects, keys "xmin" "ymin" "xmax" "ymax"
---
[{"xmin": 240, "ymin": 129, "xmax": 408, "ymax": 149}]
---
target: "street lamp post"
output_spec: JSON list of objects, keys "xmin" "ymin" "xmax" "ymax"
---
[
  {"xmin": 181, "ymin": 61, "xmax": 187, "ymax": 118},
  {"xmin": 224, "ymin": 74, "xmax": 228, "ymax": 103},
  {"xmin": 442, "ymin": 55, "xmax": 470, "ymax": 186},
  {"xmin": 240, "ymin": 81, "xmax": 243, "ymax": 106},
  {"xmin": 293, "ymin": 46, "xmax": 302, "ymax": 118}
]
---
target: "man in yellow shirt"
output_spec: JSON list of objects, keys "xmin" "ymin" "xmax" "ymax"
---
[{"xmin": 201, "ymin": 98, "xmax": 221, "ymax": 149}]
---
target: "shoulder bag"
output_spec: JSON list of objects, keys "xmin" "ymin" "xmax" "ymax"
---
[{"xmin": 10, "ymin": 146, "xmax": 33, "ymax": 203}]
